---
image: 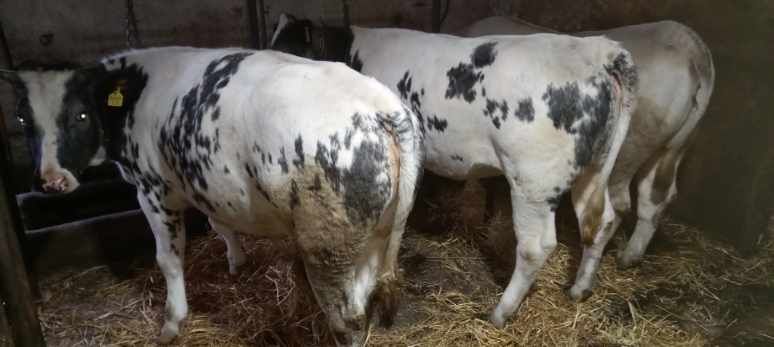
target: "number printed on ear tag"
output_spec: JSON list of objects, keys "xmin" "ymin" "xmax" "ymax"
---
[{"xmin": 107, "ymin": 88, "xmax": 124, "ymax": 107}]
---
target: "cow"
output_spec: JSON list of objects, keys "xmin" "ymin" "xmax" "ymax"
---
[
  {"xmin": 0, "ymin": 46, "xmax": 424, "ymax": 346},
  {"xmin": 462, "ymin": 16, "xmax": 715, "ymax": 268},
  {"xmin": 270, "ymin": 14, "xmax": 638, "ymax": 327}
]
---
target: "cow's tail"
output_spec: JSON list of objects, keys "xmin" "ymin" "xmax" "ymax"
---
[
  {"xmin": 578, "ymin": 46, "xmax": 639, "ymax": 245},
  {"xmin": 371, "ymin": 106, "xmax": 424, "ymax": 326},
  {"xmin": 666, "ymin": 23, "xmax": 715, "ymax": 151}
]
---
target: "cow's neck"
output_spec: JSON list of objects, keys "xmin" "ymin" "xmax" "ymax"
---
[{"xmin": 95, "ymin": 61, "xmax": 149, "ymax": 167}]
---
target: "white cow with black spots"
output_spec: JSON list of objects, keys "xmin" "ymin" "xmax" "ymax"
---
[
  {"xmin": 462, "ymin": 16, "xmax": 715, "ymax": 268},
  {"xmin": 271, "ymin": 14, "xmax": 638, "ymax": 327},
  {"xmin": 0, "ymin": 46, "xmax": 423, "ymax": 346}
]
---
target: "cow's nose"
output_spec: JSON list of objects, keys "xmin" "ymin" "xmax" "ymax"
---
[{"xmin": 41, "ymin": 175, "xmax": 68, "ymax": 193}]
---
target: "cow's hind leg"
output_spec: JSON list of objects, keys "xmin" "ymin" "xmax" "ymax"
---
[
  {"xmin": 491, "ymin": 176, "xmax": 557, "ymax": 328},
  {"xmin": 566, "ymin": 182, "xmax": 617, "ymax": 301},
  {"xmin": 618, "ymin": 150, "xmax": 681, "ymax": 268},
  {"xmin": 137, "ymin": 194, "xmax": 188, "ymax": 343},
  {"xmin": 209, "ymin": 219, "xmax": 246, "ymax": 275}
]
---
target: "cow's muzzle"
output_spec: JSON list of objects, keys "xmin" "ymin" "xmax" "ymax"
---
[{"xmin": 39, "ymin": 169, "xmax": 79, "ymax": 194}]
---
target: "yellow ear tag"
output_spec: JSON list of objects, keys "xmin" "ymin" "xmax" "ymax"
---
[{"xmin": 107, "ymin": 87, "xmax": 124, "ymax": 107}]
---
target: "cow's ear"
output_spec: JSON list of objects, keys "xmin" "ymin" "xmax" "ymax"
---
[{"xmin": 271, "ymin": 13, "xmax": 296, "ymax": 47}]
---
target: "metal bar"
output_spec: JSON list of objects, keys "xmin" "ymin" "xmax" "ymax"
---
[
  {"xmin": 258, "ymin": 0, "xmax": 267, "ymax": 49},
  {"xmin": 432, "ymin": 0, "xmax": 441, "ymax": 32},
  {"xmin": 246, "ymin": 0, "xmax": 259, "ymax": 49},
  {"xmin": 0, "ymin": 20, "xmax": 13, "ymax": 69},
  {"xmin": 341, "ymin": 0, "xmax": 351, "ymax": 27},
  {"xmin": 125, "ymin": 0, "xmax": 142, "ymax": 48}
]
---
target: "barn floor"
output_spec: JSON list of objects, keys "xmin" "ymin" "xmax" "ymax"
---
[{"xmin": 35, "ymin": 184, "xmax": 774, "ymax": 346}]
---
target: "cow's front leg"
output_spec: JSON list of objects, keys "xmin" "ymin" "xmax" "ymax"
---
[
  {"xmin": 209, "ymin": 218, "xmax": 246, "ymax": 275},
  {"xmin": 137, "ymin": 194, "xmax": 188, "ymax": 343}
]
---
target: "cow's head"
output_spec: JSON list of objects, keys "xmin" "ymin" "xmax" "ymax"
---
[
  {"xmin": 270, "ymin": 13, "xmax": 353, "ymax": 63},
  {"xmin": 0, "ymin": 66, "xmax": 108, "ymax": 193}
]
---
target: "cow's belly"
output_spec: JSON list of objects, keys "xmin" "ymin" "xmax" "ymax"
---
[
  {"xmin": 184, "ymin": 175, "xmax": 293, "ymax": 238},
  {"xmin": 423, "ymin": 128, "xmax": 502, "ymax": 180}
]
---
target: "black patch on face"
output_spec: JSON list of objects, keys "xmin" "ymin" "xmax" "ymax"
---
[
  {"xmin": 293, "ymin": 135, "xmax": 305, "ymax": 170},
  {"xmin": 9, "ymin": 80, "xmax": 42, "ymax": 172},
  {"xmin": 471, "ymin": 42, "xmax": 497, "ymax": 68},
  {"xmin": 483, "ymin": 98, "xmax": 509, "ymax": 129},
  {"xmin": 289, "ymin": 179, "xmax": 300, "ymax": 209},
  {"xmin": 223, "ymin": 165, "xmax": 230, "ymax": 174},
  {"xmin": 450, "ymin": 154, "xmax": 463, "ymax": 162},
  {"xmin": 24, "ymin": 65, "xmax": 137, "ymax": 179},
  {"xmin": 514, "ymin": 98, "xmax": 535, "ymax": 122},
  {"xmin": 159, "ymin": 52, "xmax": 252, "ymax": 191},
  {"xmin": 21, "ymin": 62, "xmax": 148, "ymax": 182},
  {"xmin": 277, "ymin": 147, "xmax": 289, "ymax": 173},
  {"xmin": 542, "ymin": 78, "xmax": 613, "ymax": 168}
]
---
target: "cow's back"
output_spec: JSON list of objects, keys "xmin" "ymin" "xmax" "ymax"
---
[
  {"xmin": 461, "ymin": 18, "xmax": 714, "ymax": 183},
  {"xmin": 108, "ymin": 48, "xmax": 408, "ymax": 237},
  {"xmin": 351, "ymin": 27, "xmax": 630, "ymax": 179}
]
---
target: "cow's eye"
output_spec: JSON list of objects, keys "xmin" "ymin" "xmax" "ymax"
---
[
  {"xmin": 16, "ymin": 116, "xmax": 25, "ymax": 125},
  {"xmin": 77, "ymin": 113, "xmax": 88, "ymax": 121}
]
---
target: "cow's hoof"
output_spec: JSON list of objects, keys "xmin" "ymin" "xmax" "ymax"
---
[
  {"xmin": 228, "ymin": 264, "xmax": 242, "ymax": 275},
  {"xmin": 228, "ymin": 257, "xmax": 247, "ymax": 275},
  {"xmin": 616, "ymin": 254, "xmax": 642, "ymax": 269},
  {"xmin": 564, "ymin": 285, "xmax": 593, "ymax": 302},
  {"xmin": 489, "ymin": 311, "xmax": 507, "ymax": 329},
  {"xmin": 158, "ymin": 322, "xmax": 179, "ymax": 344}
]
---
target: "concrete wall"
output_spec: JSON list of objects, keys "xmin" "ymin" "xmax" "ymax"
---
[{"xmin": 1, "ymin": 0, "xmax": 771, "ymax": 249}]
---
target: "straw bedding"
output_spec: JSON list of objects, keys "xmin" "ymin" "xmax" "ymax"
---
[{"xmin": 36, "ymin": 181, "xmax": 774, "ymax": 346}]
